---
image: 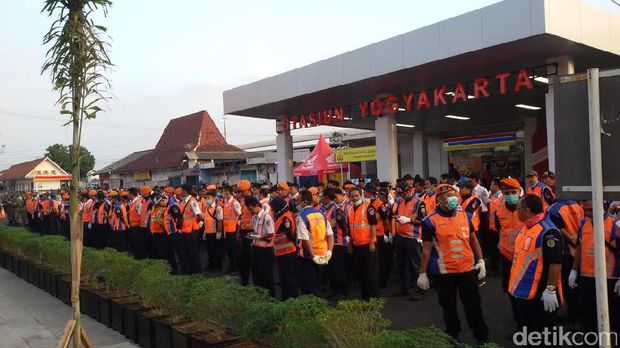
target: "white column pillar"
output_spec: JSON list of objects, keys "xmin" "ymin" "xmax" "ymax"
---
[
  {"xmin": 427, "ymin": 137, "xmax": 445, "ymax": 178},
  {"xmin": 523, "ymin": 117, "xmax": 537, "ymax": 171},
  {"xmin": 398, "ymin": 134, "xmax": 414, "ymax": 176},
  {"xmin": 375, "ymin": 116, "xmax": 399, "ymax": 183},
  {"xmin": 413, "ymin": 131, "xmax": 428, "ymax": 177},
  {"xmin": 546, "ymin": 55, "xmax": 574, "ymax": 172},
  {"xmin": 276, "ymin": 132, "xmax": 293, "ymax": 183}
]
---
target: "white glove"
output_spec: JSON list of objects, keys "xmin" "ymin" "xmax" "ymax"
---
[
  {"xmin": 388, "ymin": 234, "xmax": 393, "ymax": 243},
  {"xmin": 215, "ymin": 232, "xmax": 222, "ymax": 240},
  {"xmin": 345, "ymin": 236, "xmax": 350, "ymax": 245},
  {"xmin": 397, "ymin": 216, "xmax": 411, "ymax": 224},
  {"xmin": 87, "ymin": 222, "xmax": 92, "ymax": 230},
  {"xmin": 202, "ymin": 232, "xmax": 207, "ymax": 241},
  {"xmin": 614, "ymin": 279, "xmax": 620, "ymax": 296},
  {"xmin": 324, "ymin": 250, "xmax": 332, "ymax": 264},
  {"xmin": 388, "ymin": 194, "xmax": 395, "ymax": 206},
  {"xmin": 383, "ymin": 235, "xmax": 389, "ymax": 243},
  {"xmin": 198, "ymin": 221, "xmax": 204, "ymax": 228},
  {"xmin": 312, "ymin": 255, "xmax": 323, "ymax": 265},
  {"xmin": 568, "ymin": 270, "xmax": 578, "ymax": 289},
  {"xmin": 541, "ymin": 288, "xmax": 559, "ymax": 312},
  {"xmin": 417, "ymin": 273, "xmax": 430, "ymax": 290},
  {"xmin": 474, "ymin": 259, "xmax": 486, "ymax": 280}
]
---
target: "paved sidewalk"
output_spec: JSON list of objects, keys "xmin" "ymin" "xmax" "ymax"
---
[{"xmin": 0, "ymin": 268, "xmax": 137, "ymax": 348}]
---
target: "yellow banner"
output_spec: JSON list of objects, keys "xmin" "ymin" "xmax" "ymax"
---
[
  {"xmin": 134, "ymin": 171, "xmax": 151, "ymax": 181},
  {"xmin": 335, "ymin": 146, "xmax": 376, "ymax": 163}
]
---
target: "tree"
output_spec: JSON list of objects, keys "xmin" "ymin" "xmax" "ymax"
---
[
  {"xmin": 41, "ymin": 0, "xmax": 112, "ymax": 346},
  {"xmin": 45, "ymin": 143, "xmax": 96, "ymax": 179}
]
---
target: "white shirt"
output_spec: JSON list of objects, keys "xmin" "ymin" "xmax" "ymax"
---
[
  {"xmin": 182, "ymin": 196, "xmax": 202, "ymax": 216},
  {"xmin": 252, "ymin": 209, "xmax": 274, "ymax": 247},
  {"xmin": 205, "ymin": 203, "xmax": 223, "ymax": 220},
  {"xmin": 295, "ymin": 206, "xmax": 334, "ymax": 241},
  {"xmin": 473, "ymin": 184, "xmax": 490, "ymax": 213},
  {"xmin": 131, "ymin": 197, "xmax": 142, "ymax": 216},
  {"xmin": 260, "ymin": 198, "xmax": 271, "ymax": 214},
  {"xmin": 226, "ymin": 196, "xmax": 242, "ymax": 215}
]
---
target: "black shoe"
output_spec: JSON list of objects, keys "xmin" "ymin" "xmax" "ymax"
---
[
  {"xmin": 409, "ymin": 288, "xmax": 427, "ymax": 301},
  {"xmin": 392, "ymin": 288, "xmax": 410, "ymax": 297}
]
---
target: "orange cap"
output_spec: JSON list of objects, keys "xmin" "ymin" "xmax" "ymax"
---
[
  {"xmin": 500, "ymin": 178, "xmax": 521, "ymax": 190},
  {"xmin": 308, "ymin": 187, "xmax": 319, "ymax": 195},
  {"xmin": 108, "ymin": 191, "xmax": 119, "ymax": 197},
  {"xmin": 88, "ymin": 190, "xmax": 97, "ymax": 197},
  {"xmin": 174, "ymin": 187, "xmax": 182, "ymax": 196},
  {"xmin": 206, "ymin": 184, "xmax": 217, "ymax": 191},
  {"xmin": 140, "ymin": 186, "xmax": 152, "ymax": 196},
  {"xmin": 435, "ymin": 184, "xmax": 456, "ymax": 195},
  {"xmin": 120, "ymin": 191, "xmax": 128, "ymax": 197},
  {"xmin": 277, "ymin": 181, "xmax": 289, "ymax": 190},
  {"xmin": 237, "ymin": 180, "xmax": 251, "ymax": 191},
  {"xmin": 164, "ymin": 187, "xmax": 174, "ymax": 195}
]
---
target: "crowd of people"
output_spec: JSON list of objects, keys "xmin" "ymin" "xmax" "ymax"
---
[{"xmin": 12, "ymin": 169, "xmax": 620, "ymax": 345}]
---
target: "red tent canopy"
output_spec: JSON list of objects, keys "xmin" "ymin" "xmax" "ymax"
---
[{"xmin": 293, "ymin": 135, "xmax": 347, "ymax": 176}]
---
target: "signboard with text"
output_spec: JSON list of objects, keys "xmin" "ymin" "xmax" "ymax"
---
[{"xmin": 335, "ymin": 146, "xmax": 376, "ymax": 163}]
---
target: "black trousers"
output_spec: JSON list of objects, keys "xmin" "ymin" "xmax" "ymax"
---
[
  {"xmin": 297, "ymin": 257, "xmax": 320, "ymax": 296},
  {"xmin": 513, "ymin": 294, "xmax": 559, "ymax": 333},
  {"xmin": 328, "ymin": 245, "xmax": 349, "ymax": 296},
  {"xmin": 277, "ymin": 253, "xmax": 299, "ymax": 300},
  {"xmin": 83, "ymin": 222, "xmax": 93, "ymax": 247},
  {"xmin": 353, "ymin": 244, "xmax": 379, "ymax": 300},
  {"xmin": 561, "ymin": 253, "xmax": 579, "ymax": 319},
  {"xmin": 49, "ymin": 214, "xmax": 59, "ymax": 235},
  {"xmin": 151, "ymin": 233, "xmax": 168, "ymax": 260},
  {"xmin": 435, "ymin": 271, "xmax": 489, "ymax": 342},
  {"xmin": 41, "ymin": 215, "xmax": 51, "ymax": 235},
  {"xmin": 396, "ymin": 236, "xmax": 421, "ymax": 290},
  {"xmin": 128, "ymin": 226, "xmax": 147, "ymax": 259},
  {"xmin": 225, "ymin": 232, "xmax": 238, "ymax": 273},
  {"xmin": 167, "ymin": 234, "xmax": 179, "ymax": 274},
  {"xmin": 578, "ymin": 277, "xmax": 619, "ymax": 336},
  {"xmin": 60, "ymin": 218, "xmax": 70, "ymax": 239},
  {"xmin": 93, "ymin": 223, "xmax": 110, "ymax": 249},
  {"xmin": 109, "ymin": 230, "xmax": 127, "ymax": 252},
  {"xmin": 239, "ymin": 229, "xmax": 253, "ymax": 286},
  {"xmin": 376, "ymin": 237, "xmax": 393, "ymax": 289},
  {"xmin": 26, "ymin": 213, "xmax": 34, "ymax": 230},
  {"xmin": 204, "ymin": 233, "xmax": 224, "ymax": 270},
  {"xmin": 175, "ymin": 232, "xmax": 201, "ymax": 275},
  {"xmin": 251, "ymin": 246, "xmax": 275, "ymax": 297},
  {"xmin": 500, "ymin": 256, "xmax": 519, "ymax": 326}
]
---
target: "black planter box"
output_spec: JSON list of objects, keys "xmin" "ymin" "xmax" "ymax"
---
[
  {"xmin": 110, "ymin": 295, "xmax": 140, "ymax": 334},
  {"xmin": 137, "ymin": 310, "xmax": 166, "ymax": 348},
  {"xmin": 26, "ymin": 263, "xmax": 35, "ymax": 284},
  {"xmin": 49, "ymin": 272, "xmax": 60, "ymax": 298},
  {"xmin": 44, "ymin": 269, "xmax": 54, "ymax": 294},
  {"xmin": 11, "ymin": 257, "xmax": 20, "ymax": 275},
  {"xmin": 154, "ymin": 316, "xmax": 180, "ymax": 348},
  {"xmin": 189, "ymin": 333, "xmax": 242, "ymax": 348},
  {"xmin": 57, "ymin": 277, "xmax": 71, "ymax": 305},
  {"xmin": 79, "ymin": 289, "xmax": 89, "ymax": 315},
  {"xmin": 0, "ymin": 251, "xmax": 5, "ymax": 268},
  {"xmin": 97, "ymin": 291, "xmax": 113, "ymax": 328},
  {"xmin": 123, "ymin": 302, "xmax": 148, "ymax": 342},
  {"xmin": 172, "ymin": 322, "xmax": 203, "ymax": 348},
  {"xmin": 86, "ymin": 287, "xmax": 103, "ymax": 321}
]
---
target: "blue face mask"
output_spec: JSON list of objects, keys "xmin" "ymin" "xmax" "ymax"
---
[
  {"xmin": 505, "ymin": 194, "xmax": 519, "ymax": 205},
  {"xmin": 296, "ymin": 204, "xmax": 302, "ymax": 212},
  {"xmin": 353, "ymin": 199, "xmax": 362, "ymax": 207},
  {"xmin": 445, "ymin": 196, "xmax": 459, "ymax": 210}
]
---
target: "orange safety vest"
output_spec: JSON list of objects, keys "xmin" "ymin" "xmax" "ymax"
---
[
  {"xmin": 139, "ymin": 197, "xmax": 150, "ymax": 228},
  {"xmin": 203, "ymin": 203, "xmax": 218, "ymax": 234},
  {"xmin": 348, "ymin": 202, "xmax": 372, "ymax": 246},
  {"xmin": 93, "ymin": 202, "xmax": 108, "ymax": 224},
  {"xmin": 527, "ymin": 182, "xmax": 554, "ymax": 211},
  {"xmin": 179, "ymin": 197, "xmax": 198, "ymax": 233},
  {"xmin": 128, "ymin": 198, "xmax": 141, "ymax": 227},
  {"xmin": 223, "ymin": 198, "xmax": 240, "ymax": 233},
  {"xmin": 26, "ymin": 199, "xmax": 36, "ymax": 214},
  {"xmin": 192, "ymin": 199, "xmax": 204, "ymax": 230},
  {"xmin": 298, "ymin": 208, "xmax": 329, "ymax": 258},
  {"xmin": 426, "ymin": 210, "xmax": 475, "ymax": 274},
  {"xmin": 548, "ymin": 201, "xmax": 584, "ymax": 257},
  {"xmin": 396, "ymin": 197, "xmax": 423, "ymax": 239},
  {"xmin": 371, "ymin": 199, "xmax": 385, "ymax": 237},
  {"xmin": 240, "ymin": 198, "xmax": 253, "ymax": 230},
  {"xmin": 164, "ymin": 202, "xmax": 180, "ymax": 235},
  {"xmin": 460, "ymin": 193, "xmax": 480, "ymax": 231},
  {"xmin": 110, "ymin": 203, "xmax": 127, "ymax": 232},
  {"xmin": 424, "ymin": 192, "xmax": 437, "ymax": 215},
  {"xmin": 82, "ymin": 199, "xmax": 94, "ymax": 223},
  {"xmin": 494, "ymin": 199, "xmax": 524, "ymax": 260},
  {"xmin": 273, "ymin": 212, "xmax": 297, "ymax": 256},
  {"xmin": 489, "ymin": 191, "xmax": 502, "ymax": 217},
  {"xmin": 40, "ymin": 199, "xmax": 52, "ymax": 215},
  {"xmin": 578, "ymin": 215, "xmax": 618, "ymax": 278},
  {"xmin": 509, "ymin": 218, "xmax": 563, "ymax": 300},
  {"xmin": 149, "ymin": 206, "xmax": 166, "ymax": 234}
]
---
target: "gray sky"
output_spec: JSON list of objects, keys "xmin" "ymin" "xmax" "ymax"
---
[{"xmin": 0, "ymin": 0, "xmax": 618, "ymax": 170}]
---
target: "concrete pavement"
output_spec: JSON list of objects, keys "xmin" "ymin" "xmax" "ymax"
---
[{"xmin": 0, "ymin": 267, "xmax": 137, "ymax": 348}]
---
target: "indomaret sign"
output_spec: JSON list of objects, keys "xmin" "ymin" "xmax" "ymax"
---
[{"xmin": 279, "ymin": 68, "xmax": 534, "ymax": 132}]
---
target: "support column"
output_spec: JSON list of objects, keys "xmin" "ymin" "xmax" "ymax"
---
[
  {"xmin": 546, "ymin": 55, "xmax": 574, "ymax": 172},
  {"xmin": 398, "ymin": 134, "xmax": 414, "ymax": 177},
  {"xmin": 427, "ymin": 137, "xmax": 446, "ymax": 178},
  {"xmin": 523, "ymin": 117, "xmax": 537, "ymax": 172},
  {"xmin": 375, "ymin": 116, "xmax": 398, "ymax": 183},
  {"xmin": 276, "ymin": 132, "xmax": 293, "ymax": 183},
  {"xmin": 413, "ymin": 131, "xmax": 428, "ymax": 178}
]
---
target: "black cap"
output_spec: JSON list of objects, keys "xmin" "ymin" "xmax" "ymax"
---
[
  {"xmin": 364, "ymin": 183, "xmax": 378, "ymax": 194},
  {"xmin": 541, "ymin": 171, "xmax": 555, "ymax": 179},
  {"xmin": 402, "ymin": 174, "xmax": 414, "ymax": 181},
  {"xmin": 244, "ymin": 195, "xmax": 260, "ymax": 207}
]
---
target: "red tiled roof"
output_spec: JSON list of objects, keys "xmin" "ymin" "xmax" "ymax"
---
[
  {"xmin": 0, "ymin": 158, "xmax": 46, "ymax": 181},
  {"xmin": 118, "ymin": 110, "xmax": 242, "ymax": 172}
]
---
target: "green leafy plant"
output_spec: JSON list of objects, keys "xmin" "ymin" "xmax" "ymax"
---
[{"xmin": 372, "ymin": 327, "xmax": 459, "ymax": 348}]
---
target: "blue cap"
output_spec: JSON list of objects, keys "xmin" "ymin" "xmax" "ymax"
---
[{"xmin": 457, "ymin": 177, "xmax": 471, "ymax": 186}]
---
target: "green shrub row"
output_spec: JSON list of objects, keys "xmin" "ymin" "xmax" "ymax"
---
[{"xmin": 0, "ymin": 225, "xmax": 501, "ymax": 348}]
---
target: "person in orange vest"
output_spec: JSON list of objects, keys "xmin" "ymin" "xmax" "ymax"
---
[
  {"xmin": 546, "ymin": 198, "xmax": 585, "ymax": 324},
  {"xmin": 509, "ymin": 194, "xmax": 564, "ymax": 333},
  {"xmin": 423, "ymin": 177, "xmax": 438, "ymax": 214},
  {"xmin": 457, "ymin": 177, "xmax": 481, "ymax": 233},
  {"xmin": 418, "ymin": 183, "xmax": 488, "ymax": 344},
  {"xmin": 82, "ymin": 190, "xmax": 96, "ymax": 247},
  {"xmin": 295, "ymin": 190, "xmax": 334, "ymax": 296},
  {"xmin": 363, "ymin": 183, "xmax": 392, "ymax": 290},
  {"xmin": 348, "ymin": 186, "xmax": 379, "ymax": 300},
  {"xmin": 92, "ymin": 191, "xmax": 110, "ymax": 249},
  {"xmin": 38, "ymin": 192, "xmax": 53, "ymax": 235},
  {"xmin": 175, "ymin": 183, "xmax": 204, "ymax": 275},
  {"xmin": 394, "ymin": 183, "xmax": 427, "ymax": 300},
  {"xmin": 540, "ymin": 171, "xmax": 556, "ymax": 195},
  {"xmin": 163, "ymin": 189, "xmax": 182, "ymax": 273},
  {"xmin": 222, "ymin": 185, "xmax": 241, "ymax": 273},
  {"xmin": 246, "ymin": 196, "xmax": 276, "ymax": 297},
  {"xmin": 108, "ymin": 191, "xmax": 129, "ymax": 251},
  {"xmin": 569, "ymin": 199, "xmax": 620, "ymax": 336},
  {"xmin": 288, "ymin": 183, "xmax": 300, "ymax": 213},
  {"xmin": 323, "ymin": 187, "xmax": 350, "ymax": 300},
  {"xmin": 270, "ymin": 197, "xmax": 299, "ymax": 300},
  {"xmin": 127, "ymin": 188, "xmax": 146, "ymax": 259},
  {"xmin": 139, "ymin": 186, "xmax": 153, "ymax": 258},
  {"xmin": 59, "ymin": 193, "xmax": 70, "ymax": 238},
  {"xmin": 237, "ymin": 180, "xmax": 254, "ymax": 285},
  {"xmin": 25, "ymin": 192, "xmax": 36, "ymax": 230},
  {"xmin": 489, "ymin": 177, "xmax": 524, "ymax": 327},
  {"xmin": 202, "ymin": 189, "xmax": 224, "ymax": 271},
  {"xmin": 308, "ymin": 187, "xmax": 323, "ymax": 211},
  {"xmin": 149, "ymin": 193, "xmax": 168, "ymax": 260},
  {"xmin": 526, "ymin": 170, "xmax": 555, "ymax": 211},
  {"xmin": 277, "ymin": 181, "xmax": 289, "ymax": 203}
]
